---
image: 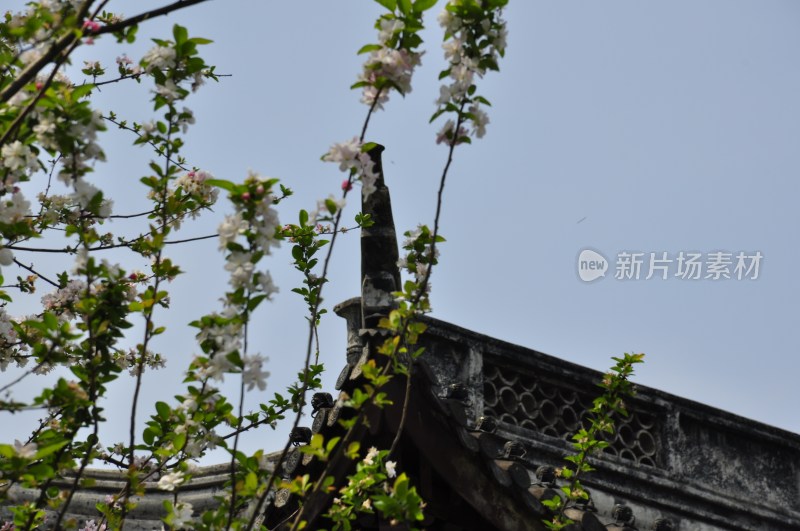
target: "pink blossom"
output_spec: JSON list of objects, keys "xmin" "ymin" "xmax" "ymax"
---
[{"xmin": 82, "ymin": 20, "xmax": 101, "ymax": 32}]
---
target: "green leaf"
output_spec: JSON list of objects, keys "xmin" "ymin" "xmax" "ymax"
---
[
  {"xmin": 205, "ymin": 178, "xmax": 236, "ymax": 192},
  {"xmin": 172, "ymin": 24, "xmax": 188, "ymax": 45},
  {"xmin": 72, "ymin": 84, "xmax": 94, "ymax": 99},
  {"xmin": 155, "ymin": 401, "xmax": 170, "ymax": 420},
  {"xmin": 324, "ymin": 198, "xmax": 338, "ymax": 214},
  {"xmin": 33, "ymin": 440, "xmax": 69, "ymax": 460},
  {"xmin": 292, "ymin": 245, "xmax": 304, "ymax": 261},
  {"xmin": 413, "ymin": 0, "xmax": 438, "ymax": 13},
  {"xmin": 361, "ymin": 141, "xmax": 379, "ymax": 152},
  {"xmin": 357, "ymin": 44, "xmax": 382, "ymax": 55},
  {"xmin": 375, "ymin": 0, "xmax": 397, "ymax": 10},
  {"xmin": 173, "ymin": 432, "xmax": 186, "ymax": 452},
  {"xmin": 398, "ymin": 0, "xmax": 413, "ymax": 15}
]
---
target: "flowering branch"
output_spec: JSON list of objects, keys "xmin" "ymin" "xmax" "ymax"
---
[{"xmin": 542, "ymin": 353, "xmax": 645, "ymax": 530}]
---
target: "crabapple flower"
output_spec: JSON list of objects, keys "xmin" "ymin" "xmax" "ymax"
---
[
  {"xmin": 358, "ymin": 48, "xmax": 422, "ymax": 109},
  {"xmin": 157, "ymin": 471, "xmax": 185, "ymax": 491},
  {"xmin": 171, "ymin": 502, "xmax": 194, "ymax": 528},
  {"xmin": 0, "ymin": 192, "xmax": 32, "ymax": 225},
  {"xmin": 33, "ymin": 115, "xmax": 60, "ymax": 151},
  {"xmin": 218, "ymin": 213, "xmax": 245, "ymax": 250},
  {"xmin": 252, "ymin": 198, "xmax": 281, "ymax": 254},
  {"xmin": 385, "ymin": 460, "xmax": 397, "ymax": 478},
  {"xmin": 1, "ymin": 141, "xmax": 38, "ymax": 190},
  {"xmin": 82, "ymin": 20, "xmax": 101, "ymax": 32},
  {"xmin": 242, "ymin": 354, "xmax": 269, "ymax": 391},
  {"xmin": 433, "ymin": 3, "xmax": 507, "ymax": 143},
  {"xmin": 469, "ymin": 104, "xmax": 489, "ymax": 138},
  {"xmin": 142, "ymin": 45, "xmax": 177, "ymax": 73},
  {"xmin": 2, "ymin": 141, "xmax": 38, "ymax": 174},
  {"xmin": 378, "ymin": 18, "xmax": 405, "ymax": 44},
  {"xmin": 363, "ymin": 446, "xmax": 379, "ymax": 465},
  {"xmin": 41, "ymin": 280, "xmax": 89, "ymax": 320},
  {"xmin": 309, "ymin": 195, "xmax": 346, "ymax": 225},
  {"xmin": 435, "ymin": 119, "xmax": 467, "ymax": 146},
  {"xmin": 256, "ymin": 271, "xmax": 278, "ymax": 299},
  {"xmin": 78, "ymin": 520, "xmax": 106, "ymax": 531},
  {"xmin": 72, "ymin": 178, "xmax": 101, "ymax": 209},
  {"xmin": 116, "ymin": 54, "xmax": 143, "ymax": 76},
  {"xmin": 174, "ymin": 169, "xmax": 218, "ymax": 208},
  {"xmin": 323, "ymin": 138, "xmax": 361, "ymax": 172},
  {"xmin": 224, "ymin": 252, "xmax": 255, "ymax": 289},
  {"xmin": 323, "ymin": 138, "xmax": 379, "ymax": 199},
  {"xmin": 0, "ymin": 249, "xmax": 13, "ymax": 267},
  {"xmin": 140, "ymin": 121, "xmax": 156, "ymax": 137},
  {"xmin": 176, "ymin": 107, "xmax": 196, "ymax": 133},
  {"xmin": 155, "ymin": 79, "xmax": 181, "ymax": 102},
  {"xmin": 14, "ymin": 439, "xmax": 37, "ymax": 459},
  {"xmin": 438, "ymin": 8, "xmax": 461, "ymax": 34}
]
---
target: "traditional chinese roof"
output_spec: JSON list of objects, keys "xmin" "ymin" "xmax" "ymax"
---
[
  {"xmin": 1, "ymin": 465, "xmax": 233, "ymax": 530},
  {"xmin": 265, "ymin": 146, "xmax": 800, "ymax": 530},
  {"xmin": 268, "ymin": 295, "xmax": 800, "ymax": 530}
]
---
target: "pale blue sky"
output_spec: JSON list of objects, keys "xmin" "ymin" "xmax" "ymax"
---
[{"xmin": 5, "ymin": 1, "xmax": 800, "ymax": 460}]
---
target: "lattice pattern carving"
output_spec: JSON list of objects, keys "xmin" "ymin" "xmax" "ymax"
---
[{"xmin": 482, "ymin": 361, "xmax": 661, "ymax": 468}]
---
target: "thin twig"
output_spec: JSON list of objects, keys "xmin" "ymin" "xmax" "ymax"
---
[
  {"xmin": 246, "ymin": 86, "xmax": 385, "ymax": 531},
  {"xmin": 13, "ymin": 258, "xmax": 59, "ymax": 288},
  {"xmin": 95, "ymin": 0, "xmax": 213, "ymax": 36}
]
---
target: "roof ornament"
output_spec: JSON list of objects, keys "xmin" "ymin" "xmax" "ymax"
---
[
  {"xmin": 310, "ymin": 392, "xmax": 334, "ymax": 417},
  {"xmin": 534, "ymin": 465, "xmax": 557, "ymax": 487},
  {"xmin": 475, "ymin": 415, "xmax": 498, "ymax": 433},
  {"xmin": 651, "ymin": 518, "xmax": 675, "ymax": 531},
  {"xmin": 359, "ymin": 144, "xmax": 401, "ymax": 330},
  {"xmin": 612, "ymin": 503, "xmax": 636, "ymax": 526},
  {"xmin": 443, "ymin": 382, "xmax": 470, "ymax": 403},
  {"xmin": 500, "ymin": 440, "xmax": 526, "ymax": 460},
  {"xmin": 289, "ymin": 427, "xmax": 312, "ymax": 446}
]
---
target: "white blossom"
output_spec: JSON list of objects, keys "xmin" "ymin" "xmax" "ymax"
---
[
  {"xmin": 218, "ymin": 213, "xmax": 245, "ymax": 250},
  {"xmin": 323, "ymin": 138, "xmax": 380, "ymax": 199},
  {"xmin": 78, "ymin": 520, "xmax": 106, "ymax": 531},
  {"xmin": 256, "ymin": 271, "xmax": 278, "ymax": 300},
  {"xmin": 363, "ymin": 446, "xmax": 379, "ymax": 465},
  {"xmin": 323, "ymin": 138, "xmax": 361, "ymax": 172},
  {"xmin": 0, "ymin": 192, "xmax": 32, "ymax": 225},
  {"xmin": 142, "ymin": 45, "xmax": 176, "ymax": 72},
  {"xmin": 13, "ymin": 439, "xmax": 37, "ymax": 459},
  {"xmin": 469, "ymin": 104, "xmax": 489, "ymax": 138},
  {"xmin": 0, "ymin": 249, "xmax": 13, "ymax": 267},
  {"xmin": 171, "ymin": 502, "xmax": 193, "ymax": 528},
  {"xmin": 155, "ymin": 79, "xmax": 181, "ymax": 102},
  {"xmin": 1, "ymin": 140, "xmax": 38, "ymax": 173},
  {"xmin": 242, "ymin": 354, "xmax": 269, "ymax": 391},
  {"xmin": 378, "ymin": 18, "xmax": 405, "ymax": 44},
  {"xmin": 72, "ymin": 178, "xmax": 101, "ymax": 210},
  {"xmin": 224, "ymin": 251, "xmax": 255, "ymax": 289},
  {"xmin": 174, "ymin": 169, "xmax": 218, "ymax": 204},
  {"xmin": 157, "ymin": 471, "xmax": 185, "ymax": 491}
]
